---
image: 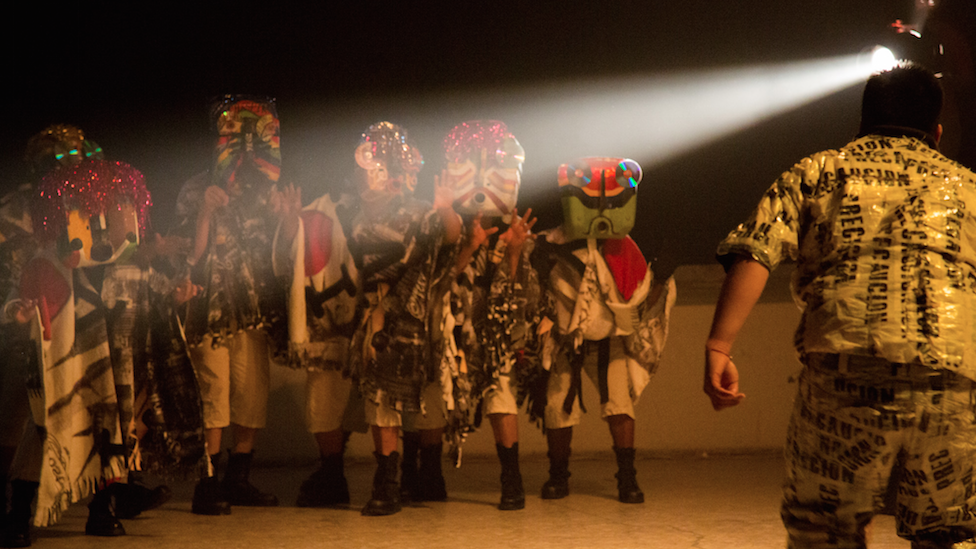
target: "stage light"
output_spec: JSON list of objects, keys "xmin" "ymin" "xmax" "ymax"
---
[{"xmin": 870, "ymin": 47, "xmax": 898, "ymax": 73}]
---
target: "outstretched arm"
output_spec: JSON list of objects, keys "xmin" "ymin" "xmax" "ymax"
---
[{"xmin": 704, "ymin": 256, "xmax": 769, "ymax": 411}]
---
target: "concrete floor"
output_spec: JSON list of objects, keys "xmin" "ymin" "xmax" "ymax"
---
[{"xmin": 26, "ymin": 452, "xmax": 913, "ymax": 549}]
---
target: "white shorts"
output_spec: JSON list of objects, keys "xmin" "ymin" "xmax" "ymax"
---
[
  {"xmin": 191, "ymin": 329, "xmax": 271, "ymax": 430},
  {"xmin": 305, "ymin": 369, "xmax": 353, "ymax": 434},
  {"xmin": 366, "ymin": 382, "xmax": 447, "ymax": 430},
  {"xmin": 544, "ymin": 337, "xmax": 636, "ymax": 429}
]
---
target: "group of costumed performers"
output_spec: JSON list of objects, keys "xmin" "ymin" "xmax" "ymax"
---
[
  {"xmin": 270, "ymin": 118, "xmax": 675, "ymax": 517},
  {"xmin": 1, "ymin": 142, "xmax": 208, "ymax": 545},
  {"xmin": 0, "ymin": 104, "xmax": 679, "ymax": 536},
  {"xmin": 175, "ymin": 95, "xmax": 289, "ymax": 516}
]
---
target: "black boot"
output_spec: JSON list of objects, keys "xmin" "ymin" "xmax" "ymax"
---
[
  {"xmin": 85, "ymin": 485, "xmax": 125, "ymax": 537},
  {"xmin": 3, "ymin": 480, "xmax": 37, "ymax": 548},
  {"xmin": 399, "ymin": 432, "xmax": 421, "ymax": 502},
  {"xmin": 113, "ymin": 471, "xmax": 173, "ymax": 519},
  {"xmin": 614, "ymin": 447, "xmax": 644, "ymax": 504},
  {"xmin": 0, "ymin": 475, "xmax": 7, "ymax": 546},
  {"xmin": 418, "ymin": 443, "xmax": 447, "ymax": 502},
  {"xmin": 496, "ymin": 443, "xmax": 525, "ymax": 511},
  {"xmin": 192, "ymin": 453, "xmax": 231, "ymax": 516},
  {"xmin": 221, "ymin": 451, "xmax": 278, "ymax": 507},
  {"xmin": 541, "ymin": 452, "xmax": 571, "ymax": 499},
  {"xmin": 362, "ymin": 452, "xmax": 401, "ymax": 516},
  {"xmin": 296, "ymin": 453, "xmax": 350, "ymax": 507}
]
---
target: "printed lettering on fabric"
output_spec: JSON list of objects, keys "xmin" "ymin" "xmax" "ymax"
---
[
  {"xmin": 783, "ymin": 361, "xmax": 976, "ymax": 542},
  {"xmin": 717, "ymin": 135, "xmax": 976, "ymax": 377}
]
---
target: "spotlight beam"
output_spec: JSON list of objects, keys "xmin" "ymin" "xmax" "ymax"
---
[{"xmin": 297, "ymin": 54, "xmax": 876, "ymax": 193}]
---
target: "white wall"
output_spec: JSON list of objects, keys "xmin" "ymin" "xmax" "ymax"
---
[{"xmin": 254, "ymin": 264, "xmax": 803, "ymax": 462}]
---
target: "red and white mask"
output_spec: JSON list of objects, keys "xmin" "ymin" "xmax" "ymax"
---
[{"xmin": 443, "ymin": 120, "xmax": 524, "ymax": 219}]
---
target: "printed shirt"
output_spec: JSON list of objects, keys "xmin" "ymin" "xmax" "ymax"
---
[
  {"xmin": 273, "ymin": 192, "xmax": 359, "ymax": 370},
  {"xmin": 718, "ymin": 135, "xmax": 976, "ymax": 378},
  {"xmin": 175, "ymin": 172, "xmax": 287, "ymax": 353},
  {"xmin": 347, "ymin": 195, "xmax": 456, "ymax": 412}
]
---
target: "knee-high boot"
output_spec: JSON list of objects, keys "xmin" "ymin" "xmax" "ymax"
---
[
  {"xmin": 3, "ymin": 479, "xmax": 37, "ymax": 547},
  {"xmin": 192, "ymin": 452, "xmax": 231, "ymax": 516},
  {"xmin": 399, "ymin": 432, "xmax": 420, "ymax": 502},
  {"xmin": 221, "ymin": 451, "xmax": 278, "ymax": 507},
  {"xmin": 541, "ymin": 427, "xmax": 572, "ymax": 499},
  {"xmin": 362, "ymin": 452, "xmax": 401, "ymax": 516},
  {"xmin": 613, "ymin": 446, "xmax": 644, "ymax": 503},
  {"xmin": 85, "ymin": 484, "xmax": 125, "ymax": 537},
  {"xmin": 418, "ymin": 442, "xmax": 447, "ymax": 502},
  {"xmin": 296, "ymin": 452, "xmax": 350, "ymax": 507},
  {"xmin": 496, "ymin": 443, "xmax": 525, "ymax": 510}
]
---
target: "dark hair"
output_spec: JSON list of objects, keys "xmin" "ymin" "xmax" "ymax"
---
[{"xmin": 859, "ymin": 62, "xmax": 943, "ymax": 136}]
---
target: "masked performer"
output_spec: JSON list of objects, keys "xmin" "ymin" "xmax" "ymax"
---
[
  {"xmin": 272, "ymin": 179, "xmax": 360, "ymax": 507},
  {"xmin": 345, "ymin": 122, "xmax": 461, "ymax": 516},
  {"xmin": 98, "ymin": 189, "xmax": 207, "ymax": 501},
  {"xmin": 438, "ymin": 121, "xmax": 539, "ymax": 510},
  {"xmin": 531, "ymin": 157, "xmax": 675, "ymax": 503},
  {"xmin": 176, "ymin": 95, "xmax": 288, "ymax": 515},
  {"xmin": 3, "ymin": 158, "xmax": 193, "ymax": 540},
  {"xmin": 0, "ymin": 125, "xmax": 104, "ymax": 546}
]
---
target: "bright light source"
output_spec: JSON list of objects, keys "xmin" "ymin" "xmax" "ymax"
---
[{"xmin": 871, "ymin": 47, "xmax": 898, "ymax": 73}]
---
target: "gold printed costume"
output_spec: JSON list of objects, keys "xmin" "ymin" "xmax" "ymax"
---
[
  {"xmin": 719, "ymin": 135, "xmax": 976, "ymax": 372},
  {"xmin": 718, "ymin": 134, "xmax": 976, "ymax": 543}
]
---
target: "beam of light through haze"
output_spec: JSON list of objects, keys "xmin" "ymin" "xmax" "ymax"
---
[{"xmin": 298, "ymin": 54, "xmax": 880, "ymax": 197}]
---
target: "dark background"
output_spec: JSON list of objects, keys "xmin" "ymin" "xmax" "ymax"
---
[{"xmin": 5, "ymin": 1, "xmax": 974, "ymax": 271}]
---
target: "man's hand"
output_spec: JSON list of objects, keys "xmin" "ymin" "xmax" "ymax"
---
[
  {"xmin": 704, "ymin": 347, "xmax": 746, "ymax": 411},
  {"xmin": 271, "ymin": 183, "xmax": 303, "ymax": 242},
  {"xmin": 500, "ymin": 207, "xmax": 536, "ymax": 274},
  {"xmin": 455, "ymin": 212, "xmax": 498, "ymax": 272},
  {"xmin": 201, "ymin": 185, "xmax": 230, "ymax": 219},
  {"xmin": 271, "ymin": 183, "xmax": 302, "ymax": 220},
  {"xmin": 10, "ymin": 299, "xmax": 36, "ymax": 324},
  {"xmin": 433, "ymin": 169, "xmax": 456, "ymax": 210},
  {"xmin": 173, "ymin": 277, "xmax": 203, "ymax": 305},
  {"xmin": 467, "ymin": 211, "xmax": 499, "ymax": 251}
]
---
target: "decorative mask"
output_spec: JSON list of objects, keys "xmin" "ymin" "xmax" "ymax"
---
[
  {"xmin": 25, "ymin": 124, "xmax": 104, "ymax": 176},
  {"xmin": 210, "ymin": 95, "xmax": 281, "ymax": 194},
  {"xmin": 443, "ymin": 120, "xmax": 524, "ymax": 219},
  {"xmin": 355, "ymin": 121, "xmax": 423, "ymax": 201},
  {"xmin": 558, "ymin": 157, "xmax": 642, "ymax": 241},
  {"xmin": 34, "ymin": 159, "xmax": 152, "ymax": 267}
]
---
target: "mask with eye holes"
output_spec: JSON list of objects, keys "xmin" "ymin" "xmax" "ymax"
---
[
  {"xmin": 442, "ymin": 120, "xmax": 524, "ymax": 220},
  {"xmin": 34, "ymin": 159, "xmax": 151, "ymax": 268},
  {"xmin": 355, "ymin": 121, "xmax": 424, "ymax": 204},
  {"xmin": 558, "ymin": 157, "xmax": 642, "ymax": 241},
  {"xmin": 210, "ymin": 95, "xmax": 281, "ymax": 201}
]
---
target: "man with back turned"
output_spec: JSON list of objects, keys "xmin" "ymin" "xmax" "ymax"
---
[{"xmin": 705, "ymin": 63, "xmax": 976, "ymax": 548}]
